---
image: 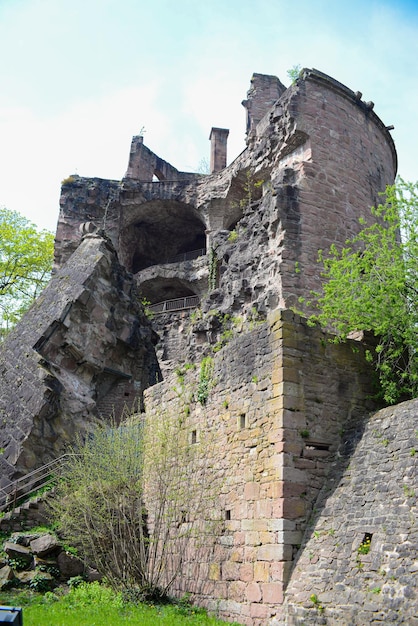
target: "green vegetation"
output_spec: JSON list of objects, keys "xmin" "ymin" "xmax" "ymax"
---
[
  {"xmin": 0, "ymin": 208, "xmax": 54, "ymax": 338},
  {"xmin": 140, "ymin": 296, "xmax": 154, "ymax": 320},
  {"xmin": 309, "ymin": 593, "xmax": 324, "ymax": 613},
  {"xmin": 197, "ymin": 356, "xmax": 214, "ymax": 404},
  {"xmin": 358, "ymin": 537, "xmax": 371, "ymax": 555},
  {"xmin": 61, "ymin": 175, "xmax": 77, "ymax": 185},
  {"xmin": 208, "ymin": 247, "xmax": 219, "ymax": 290},
  {"xmin": 212, "ymin": 312, "xmax": 242, "ymax": 353},
  {"xmin": 0, "ymin": 584, "xmax": 235, "ymax": 626},
  {"xmin": 304, "ymin": 180, "xmax": 418, "ymax": 404},
  {"xmin": 403, "ymin": 484, "xmax": 415, "ymax": 497},
  {"xmin": 49, "ymin": 412, "xmax": 220, "ymax": 599},
  {"xmin": 287, "ymin": 64, "xmax": 302, "ymax": 83},
  {"xmin": 241, "ymin": 170, "xmax": 264, "ymax": 211}
]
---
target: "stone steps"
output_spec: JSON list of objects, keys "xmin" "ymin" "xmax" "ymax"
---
[{"xmin": 0, "ymin": 493, "xmax": 51, "ymax": 532}]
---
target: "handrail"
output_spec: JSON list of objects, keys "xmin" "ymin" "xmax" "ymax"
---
[
  {"xmin": 149, "ymin": 295, "xmax": 200, "ymax": 314},
  {"xmin": 165, "ymin": 248, "xmax": 206, "ymax": 264},
  {"xmin": 0, "ymin": 453, "xmax": 74, "ymax": 513}
]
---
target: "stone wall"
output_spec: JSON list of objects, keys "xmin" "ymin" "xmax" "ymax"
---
[
  {"xmin": 0, "ymin": 234, "xmax": 159, "ymax": 483},
  {"xmin": 1, "ymin": 68, "xmax": 407, "ymax": 624},
  {"xmin": 124, "ymin": 135, "xmax": 200, "ymax": 181},
  {"xmin": 54, "ymin": 69, "xmax": 396, "ymax": 338},
  {"xmin": 283, "ymin": 399, "xmax": 418, "ymax": 625},
  {"xmin": 143, "ymin": 309, "xmax": 376, "ymax": 625}
]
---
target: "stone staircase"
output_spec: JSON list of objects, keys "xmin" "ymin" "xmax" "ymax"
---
[
  {"xmin": 0, "ymin": 493, "xmax": 51, "ymax": 532},
  {"xmin": 0, "ymin": 455, "xmax": 71, "ymax": 532}
]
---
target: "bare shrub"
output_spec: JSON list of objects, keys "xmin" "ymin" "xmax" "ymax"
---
[{"xmin": 50, "ymin": 409, "xmax": 220, "ymax": 597}]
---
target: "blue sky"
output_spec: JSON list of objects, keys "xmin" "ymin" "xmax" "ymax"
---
[{"xmin": 1, "ymin": 0, "xmax": 417, "ymax": 231}]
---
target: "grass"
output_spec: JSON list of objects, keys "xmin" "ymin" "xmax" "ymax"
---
[{"xmin": 0, "ymin": 583, "xmax": 236, "ymax": 626}]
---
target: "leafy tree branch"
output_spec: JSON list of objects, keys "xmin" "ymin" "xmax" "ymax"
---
[
  {"xmin": 305, "ymin": 179, "xmax": 418, "ymax": 404},
  {"xmin": 0, "ymin": 207, "xmax": 54, "ymax": 337}
]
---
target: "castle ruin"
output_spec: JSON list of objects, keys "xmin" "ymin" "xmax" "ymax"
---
[{"xmin": 1, "ymin": 69, "xmax": 416, "ymax": 625}]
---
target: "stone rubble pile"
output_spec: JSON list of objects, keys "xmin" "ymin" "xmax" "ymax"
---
[{"xmin": 0, "ymin": 532, "xmax": 99, "ymax": 591}]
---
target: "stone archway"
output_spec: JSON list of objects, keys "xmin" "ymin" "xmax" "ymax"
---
[{"xmin": 119, "ymin": 199, "xmax": 207, "ymax": 273}]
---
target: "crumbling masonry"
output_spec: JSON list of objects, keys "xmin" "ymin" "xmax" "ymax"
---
[{"xmin": 1, "ymin": 69, "xmax": 416, "ymax": 624}]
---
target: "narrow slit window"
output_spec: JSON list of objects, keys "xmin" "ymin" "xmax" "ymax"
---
[
  {"xmin": 191, "ymin": 429, "xmax": 197, "ymax": 444},
  {"xmin": 239, "ymin": 414, "xmax": 246, "ymax": 430},
  {"xmin": 305, "ymin": 442, "xmax": 330, "ymax": 451},
  {"xmin": 225, "ymin": 509, "xmax": 231, "ymax": 521}
]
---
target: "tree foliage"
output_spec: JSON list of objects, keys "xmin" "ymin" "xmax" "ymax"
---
[
  {"xmin": 306, "ymin": 179, "xmax": 418, "ymax": 404},
  {"xmin": 0, "ymin": 208, "xmax": 54, "ymax": 336},
  {"xmin": 50, "ymin": 411, "xmax": 220, "ymax": 597}
]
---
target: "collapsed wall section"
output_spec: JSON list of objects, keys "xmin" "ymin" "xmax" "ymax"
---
[
  {"xmin": 243, "ymin": 69, "xmax": 397, "ymax": 315},
  {"xmin": 54, "ymin": 70, "xmax": 397, "ymax": 357},
  {"xmin": 0, "ymin": 234, "xmax": 159, "ymax": 484},
  {"xmin": 143, "ymin": 309, "xmax": 376, "ymax": 625}
]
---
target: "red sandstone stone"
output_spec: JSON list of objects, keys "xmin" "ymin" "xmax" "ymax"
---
[
  {"xmin": 222, "ymin": 561, "xmax": 240, "ymax": 581},
  {"xmin": 246, "ymin": 581, "xmax": 262, "ymax": 603},
  {"xmin": 240, "ymin": 563, "xmax": 253, "ymax": 582},
  {"xmin": 250, "ymin": 603, "xmax": 272, "ymax": 618},
  {"xmin": 262, "ymin": 582, "xmax": 284, "ymax": 604},
  {"xmin": 244, "ymin": 482, "xmax": 260, "ymax": 500}
]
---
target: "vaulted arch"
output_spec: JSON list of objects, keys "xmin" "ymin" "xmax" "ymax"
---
[{"xmin": 119, "ymin": 199, "xmax": 207, "ymax": 272}]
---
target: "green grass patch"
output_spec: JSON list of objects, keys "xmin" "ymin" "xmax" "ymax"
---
[{"xmin": 0, "ymin": 583, "xmax": 236, "ymax": 626}]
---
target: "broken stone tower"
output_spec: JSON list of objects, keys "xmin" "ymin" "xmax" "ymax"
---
[{"xmin": 2, "ymin": 69, "xmax": 414, "ymax": 626}]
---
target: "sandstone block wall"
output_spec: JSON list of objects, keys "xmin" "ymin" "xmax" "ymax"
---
[
  {"xmin": 248, "ymin": 69, "xmax": 397, "ymax": 314},
  {"xmin": 1, "ymin": 68, "xmax": 404, "ymax": 624},
  {"xmin": 54, "ymin": 69, "xmax": 396, "ymax": 334},
  {"xmin": 143, "ymin": 309, "xmax": 376, "ymax": 625},
  {"xmin": 284, "ymin": 399, "xmax": 418, "ymax": 625}
]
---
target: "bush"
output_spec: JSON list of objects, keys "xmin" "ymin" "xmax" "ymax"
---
[{"xmin": 50, "ymin": 411, "xmax": 220, "ymax": 597}]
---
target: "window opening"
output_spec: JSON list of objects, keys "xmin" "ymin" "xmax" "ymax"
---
[
  {"xmin": 305, "ymin": 442, "xmax": 330, "ymax": 451},
  {"xmin": 239, "ymin": 414, "xmax": 246, "ymax": 430},
  {"xmin": 358, "ymin": 533, "xmax": 373, "ymax": 555}
]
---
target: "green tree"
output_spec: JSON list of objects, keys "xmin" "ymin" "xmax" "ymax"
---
[
  {"xmin": 307, "ymin": 179, "xmax": 418, "ymax": 404},
  {"xmin": 0, "ymin": 208, "xmax": 54, "ymax": 337}
]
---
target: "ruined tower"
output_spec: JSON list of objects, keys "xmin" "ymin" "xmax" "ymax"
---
[{"xmin": 2, "ymin": 70, "xmax": 413, "ymax": 626}]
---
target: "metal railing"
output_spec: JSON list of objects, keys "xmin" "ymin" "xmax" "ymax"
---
[
  {"xmin": 165, "ymin": 248, "xmax": 206, "ymax": 264},
  {"xmin": 0, "ymin": 454, "xmax": 72, "ymax": 514},
  {"xmin": 148, "ymin": 295, "xmax": 200, "ymax": 314}
]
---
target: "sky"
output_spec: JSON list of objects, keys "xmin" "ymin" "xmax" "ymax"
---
[{"xmin": 0, "ymin": 0, "xmax": 417, "ymax": 232}]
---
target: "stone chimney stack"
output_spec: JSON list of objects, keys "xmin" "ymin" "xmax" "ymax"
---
[{"xmin": 209, "ymin": 127, "xmax": 229, "ymax": 173}]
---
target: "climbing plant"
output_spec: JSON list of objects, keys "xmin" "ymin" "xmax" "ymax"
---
[
  {"xmin": 208, "ymin": 247, "xmax": 219, "ymax": 290},
  {"xmin": 197, "ymin": 356, "xmax": 214, "ymax": 405}
]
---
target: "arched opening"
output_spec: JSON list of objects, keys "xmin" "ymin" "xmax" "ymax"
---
[
  {"xmin": 153, "ymin": 169, "xmax": 165, "ymax": 181},
  {"xmin": 139, "ymin": 277, "xmax": 199, "ymax": 313},
  {"xmin": 119, "ymin": 200, "xmax": 207, "ymax": 273}
]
